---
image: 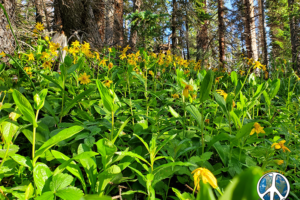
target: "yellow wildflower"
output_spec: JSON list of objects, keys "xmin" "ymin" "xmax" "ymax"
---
[
  {"xmin": 63, "ymin": 46, "xmax": 68, "ymax": 52},
  {"xmin": 205, "ymin": 119, "xmax": 210, "ymax": 123},
  {"xmin": 250, "ymin": 122, "xmax": 265, "ymax": 137},
  {"xmin": 172, "ymin": 94, "xmax": 179, "ymax": 99},
  {"xmin": 81, "ymin": 42, "xmax": 90, "ymax": 52},
  {"xmin": 216, "ymin": 89, "xmax": 228, "ymax": 100},
  {"xmin": 182, "ymin": 82, "xmax": 194, "ymax": 98},
  {"xmin": 103, "ymin": 80, "xmax": 113, "ymax": 87},
  {"xmin": 283, "ymin": 59, "xmax": 286, "ymax": 64},
  {"xmin": 24, "ymin": 67, "xmax": 31, "ymax": 72},
  {"xmin": 108, "ymin": 48, "xmax": 112, "ymax": 52},
  {"xmin": 149, "ymin": 70, "xmax": 154, "ymax": 76},
  {"xmin": 72, "ymin": 40, "xmax": 80, "ymax": 47},
  {"xmin": 120, "ymin": 54, "xmax": 127, "ymax": 60},
  {"xmin": 41, "ymin": 52, "xmax": 50, "ymax": 59},
  {"xmin": 100, "ymin": 58, "xmax": 108, "ymax": 66},
  {"xmin": 271, "ymin": 140, "xmax": 291, "ymax": 153},
  {"xmin": 27, "ymin": 53, "xmax": 34, "ymax": 61},
  {"xmin": 215, "ymin": 76, "xmax": 223, "ymax": 83},
  {"xmin": 239, "ymin": 70, "xmax": 245, "ymax": 76},
  {"xmin": 253, "ymin": 61, "xmax": 262, "ymax": 69},
  {"xmin": 42, "ymin": 61, "xmax": 52, "ymax": 70},
  {"xmin": 35, "ymin": 22, "xmax": 44, "ymax": 31},
  {"xmin": 0, "ymin": 51, "xmax": 6, "ymax": 57},
  {"xmin": 184, "ymin": 70, "xmax": 190, "ymax": 75},
  {"xmin": 276, "ymin": 160, "xmax": 284, "ymax": 165},
  {"xmin": 191, "ymin": 167, "xmax": 218, "ymax": 191},
  {"xmin": 78, "ymin": 73, "xmax": 91, "ymax": 85},
  {"xmin": 108, "ymin": 62, "xmax": 113, "ymax": 70}
]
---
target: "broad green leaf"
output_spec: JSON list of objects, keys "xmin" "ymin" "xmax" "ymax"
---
[
  {"xmin": 50, "ymin": 173, "xmax": 73, "ymax": 192},
  {"xmin": 33, "ymin": 126, "xmax": 84, "ymax": 163},
  {"xmin": 10, "ymin": 154, "xmax": 33, "ymax": 170},
  {"xmin": 213, "ymin": 92, "xmax": 229, "ymax": 119},
  {"xmin": 61, "ymin": 88, "xmax": 94, "ymax": 117},
  {"xmin": 153, "ymin": 162, "xmax": 195, "ymax": 175},
  {"xmin": 122, "ymin": 190, "xmax": 148, "ymax": 196},
  {"xmin": 262, "ymin": 91, "xmax": 271, "ymax": 107},
  {"xmin": 235, "ymin": 122, "xmax": 255, "ymax": 140},
  {"xmin": 98, "ymin": 165, "xmax": 121, "ymax": 196},
  {"xmin": 155, "ymin": 134, "xmax": 177, "ymax": 156},
  {"xmin": 51, "ymin": 150, "xmax": 88, "ymax": 193},
  {"xmin": 39, "ymin": 73, "xmax": 63, "ymax": 90},
  {"xmin": 199, "ymin": 70, "xmax": 214, "ymax": 103},
  {"xmin": 128, "ymin": 166, "xmax": 147, "ymax": 182},
  {"xmin": 80, "ymin": 195, "xmax": 112, "ymax": 200},
  {"xmin": 218, "ymin": 167, "xmax": 262, "ymax": 200},
  {"xmin": 269, "ymin": 79, "xmax": 280, "ymax": 99},
  {"xmin": 169, "ymin": 106, "xmax": 180, "ymax": 118},
  {"xmin": 0, "ymin": 145, "xmax": 19, "ymax": 158},
  {"xmin": 186, "ymin": 105, "xmax": 203, "ymax": 128},
  {"xmin": 96, "ymin": 139, "xmax": 117, "ymax": 170},
  {"xmin": 35, "ymin": 191, "xmax": 54, "ymax": 200},
  {"xmin": 132, "ymin": 134, "xmax": 150, "ymax": 153},
  {"xmin": 131, "ymin": 71, "xmax": 145, "ymax": 85},
  {"xmin": 33, "ymin": 163, "xmax": 52, "ymax": 195},
  {"xmin": 112, "ymin": 116, "xmax": 133, "ymax": 144},
  {"xmin": 96, "ymin": 80, "xmax": 113, "ymax": 112},
  {"xmin": 78, "ymin": 144, "xmax": 97, "ymax": 191},
  {"xmin": 1, "ymin": 121, "xmax": 18, "ymax": 144},
  {"xmin": 56, "ymin": 186, "xmax": 84, "ymax": 200},
  {"xmin": 231, "ymin": 71, "xmax": 238, "ymax": 86},
  {"xmin": 12, "ymin": 90, "xmax": 37, "ymax": 127}
]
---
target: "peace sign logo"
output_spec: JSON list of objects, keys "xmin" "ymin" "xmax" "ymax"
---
[{"xmin": 257, "ymin": 172, "xmax": 290, "ymax": 200}]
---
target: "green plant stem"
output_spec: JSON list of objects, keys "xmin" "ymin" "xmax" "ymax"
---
[
  {"xmin": 32, "ymin": 109, "xmax": 40, "ymax": 166},
  {"xmin": 201, "ymin": 104, "xmax": 204, "ymax": 154},
  {"xmin": 127, "ymin": 73, "xmax": 135, "ymax": 125},
  {"xmin": 287, "ymin": 77, "xmax": 291, "ymax": 111}
]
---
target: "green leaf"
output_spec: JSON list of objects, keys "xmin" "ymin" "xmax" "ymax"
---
[
  {"xmin": 56, "ymin": 186, "xmax": 84, "ymax": 200},
  {"xmin": 115, "ymin": 151, "xmax": 151, "ymax": 166},
  {"xmin": 199, "ymin": 70, "xmax": 214, "ymax": 103},
  {"xmin": 131, "ymin": 72, "xmax": 145, "ymax": 85},
  {"xmin": 262, "ymin": 91, "xmax": 271, "ymax": 107},
  {"xmin": 12, "ymin": 90, "xmax": 37, "ymax": 127},
  {"xmin": 39, "ymin": 73, "xmax": 63, "ymax": 90},
  {"xmin": 269, "ymin": 79, "xmax": 280, "ymax": 99},
  {"xmin": 0, "ymin": 145, "xmax": 19, "ymax": 158},
  {"xmin": 96, "ymin": 80, "xmax": 113, "ymax": 112},
  {"xmin": 79, "ymin": 195, "xmax": 113, "ymax": 200},
  {"xmin": 153, "ymin": 162, "xmax": 195, "ymax": 175},
  {"xmin": 155, "ymin": 134, "xmax": 177, "ymax": 156},
  {"xmin": 213, "ymin": 92, "xmax": 228, "ymax": 119},
  {"xmin": 218, "ymin": 167, "xmax": 262, "ymax": 200},
  {"xmin": 186, "ymin": 105, "xmax": 203, "ymax": 128},
  {"xmin": 96, "ymin": 139, "xmax": 117, "ymax": 170},
  {"xmin": 35, "ymin": 191, "xmax": 54, "ymax": 200},
  {"xmin": 169, "ymin": 106, "xmax": 180, "ymax": 118},
  {"xmin": 235, "ymin": 122, "xmax": 255, "ymax": 140},
  {"xmin": 24, "ymin": 183, "xmax": 34, "ymax": 200},
  {"xmin": 132, "ymin": 134, "xmax": 150, "ymax": 153},
  {"xmin": 98, "ymin": 165, "xmax": 121, "ymax": 196},
  {"xmin": 51, "ymin": 150, "xmax": 87, "ymax": 193},
  {"xmin": 231, "ymin": 71, "xmax": 238, "ymax": 86},
  {"xmin": 33, "ymin": 163, "xmax": 52, "ymax": 195},
  {"xmin": 10, "ymin": 154, "xmax": 33, "ymax": 170},
  {"xmin": 33, "ymin": 126, "xmax": 84, "ymax": 163},
  {"xmin": 61, "ymin": 88, "xmax": 94, "ymax": 117},
  {"xmin": 196, "ymin": 180, "xmax": 216, "ymax": 200},
  {"xmin": 1, "ymin": 121, "xmax": 18, "ymax": 144},
  {"xmin": 112, "ymin": 116, "xmax": 133, "ymax": 144},
  {"xmin": 50, "ymin": 173, "xmax": 73, "ymax": 192},
  {"xmin": 34, "ymin": 89, "xmax": 48, "ymax": 110}
]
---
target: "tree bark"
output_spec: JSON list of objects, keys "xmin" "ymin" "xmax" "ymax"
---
[
  {"xmin": 106, "ymin": 0, "xmax": 114, "ymax": 46},
  {"xmin": 260, "ymin": 0, "xmax": 268, "ymax": 67},
  {"xmin": 53, "ymin": 0, "xmax": 62, "ymax": 29},
  {"xmin": 114, "ymin": 0, "xmax": 124, "ymax": 46},
  {"xmin": 244, "ymin": 0, "xmax": 258, "ymax": 61},
  {"xmin": 34, "ymin": 0, "xmax": 44, "ymax": 24},
  {"xmin": 218, "ymin": 0, "xmax": 225, "ymax": 68},
  {"xmin": 0, "ymin": 0, "xmax": 15, "ymax": 59},
  {"xmin": 185, "ymin": 0, "xmax": 190, "ymax": 60},
  {"xmin": 129, "ymin": 0, "xmax": 141, "ymax": 51},
  {"xmin": 56, "ymin": 0, "xmax": 103, "ymax": 48},
  {"xmin": 288, "ymin": 0, "xmax": 299, "ymax": 72},
  {"xmin": 172, "ymin": 0, "xmax": 177, "ymax": 55},
  {"xmin": 196, "ymin": 0, "xmax": 208, "ymax": 61},
  {"xmin": 93, "ymin": 0, "xmax": 105, "ymax": 43}
]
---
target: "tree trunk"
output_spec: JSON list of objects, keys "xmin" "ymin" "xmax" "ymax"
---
[
  {"xmin": 93, "ymin": 0, "xmax": 105, "ymax": 43},
  {"xmin": 114, "ymin": 0, "xmax": 124, "ymax": 47},
  {"xmin": 244, "ymin": 0, "xmax": 258, "ymax": 61},
  {"xmin": 53, "ymin": 0, "xmax": 62, "ymax": 29},
  {"xmin": 196, "ymin": 0, "xmax": 208, "ymax": 61},
  {"xmin": 288, "ymin": 0, "xmax": 299, "ymax": 72},
  {"xmin": 129, "ymin": 0, "xmax": 141, "ymax": 51},
  {"xmin": 172, "ymin": 0, "xmax": 177, "ymax": 55},
  {"xmin": 218, "ymin": 0, "xmax": 225, "ymax": 68},
  {"xmin": 34, "ymin": 0, "xmax": 44, "ymax": 24},
  {"xmin": 0, "ymin": 0, "xmax": 15, "ymax": 59},
  {"xmin": 56, "ymin": 0, "xmax": 103, "ymax": 48},
  {"xmin": 260, "ymin": 0, "xmax": 268, "ymax": 67},
  {"xmin": 106, "ymin": 0, "xmax": 114, "ymax": 46},
  {"xmin": 185, "ymin": 0, "xmax": 190, "ymax": 60}
]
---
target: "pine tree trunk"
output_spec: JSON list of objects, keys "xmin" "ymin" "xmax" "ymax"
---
[
  {"xmin": 93, "ymin": 0, "xmax": 105, "ymax": 44},
  {"xmin": 260, "ymin": 0, "xmax": 268, "ymax": 67},
  {"xmin": 197, "ymin": 0, "xmax": 208, "ymax": 61},
  {"xmin": 53, "ymin": 0, "xmax": 62, "ymax": 28},
  {"xmin": 172, "ymin": 0, "xmax": 177, "ymax": 55},
  {"xmin": 0, "ymin": 0, "xmax": 15, "ymax": 59},
  {"xmin": 185, "ymin": 0, "xmax": 190, "ymax": 60},
  {"xmin": 114, "ymin": 0, "xmax": 124, "ymax": 46},
  {"xmin": 57, "ymin": 0, "xmax": 103, "ymax": 48},
  {"xmin": 218, "ymin": 0, "xmax": 225, "ymax": 68},
  {"xmin": 288, "ymin": 0, "xmax": 299, "ymax": 72},
  {"xmin": 106, "ymin": 0, "xmax": 114, "ymax": 46},
  {"xmin": 129, "ymin": 0, "xmax": 141, "ymax": 51}
]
